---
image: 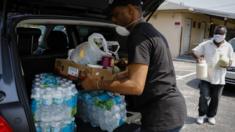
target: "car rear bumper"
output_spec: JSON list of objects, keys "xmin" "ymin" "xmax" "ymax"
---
[{"xmin": 226, "ymin": 71, "xmax": 235, "ymax": 85}]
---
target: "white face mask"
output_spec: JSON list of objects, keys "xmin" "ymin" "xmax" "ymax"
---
[
  {"xmin": 115, "ymin": 17, "xmax": 144, "ymax": 36},
  {"xmin": 115, "ymin": 26, "xmax": 130, "ymax": 36},
  {"xmin": 213, "ymin": 34, "xmax": 225, "ymax": 43}
]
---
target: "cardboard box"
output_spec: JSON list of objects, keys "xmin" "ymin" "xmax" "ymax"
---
[{"xmin": 54, "ymin": 59, "xmax": 114, "ymax": 81}]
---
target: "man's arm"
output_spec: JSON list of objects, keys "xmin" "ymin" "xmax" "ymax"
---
[
  {"xmin": 114, "ymin": 70, "xmax": 128, "ymax": 80},
  {"xmin": 81, "ymin": 63, "xmax": 148, "ymax": 95},
  {"xmin": 192, "ymin": 43, "xmax": 205, "ymax": 63},
  {"xmin": 192, "ymin": 52, "xmax": 203, "ymax": 63},
  {"xmin": 102, "ymin": 64, "xmax": 148, "ymax": 95}
]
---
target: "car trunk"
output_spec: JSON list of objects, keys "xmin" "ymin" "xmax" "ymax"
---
[
  {"xmin": 12, "ymin": 15, "xmax": 139, "ymax": 131},
  {"xmin": 13, "ymin": 16, "xmax": 119, "ymax": 93},
  {"xmin": 1, "ymin": 0, "xmax": 165, "ymax": 131}
]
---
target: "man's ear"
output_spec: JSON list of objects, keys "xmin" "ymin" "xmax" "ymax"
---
[{"xmin": 127, "ymin": 4, "xmax": 135, "ymax": 16}]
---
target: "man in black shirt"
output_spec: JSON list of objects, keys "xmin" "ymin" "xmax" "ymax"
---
[{"xmin": 81, "ymin": 0, "xmax": 187, "ymax": 131}]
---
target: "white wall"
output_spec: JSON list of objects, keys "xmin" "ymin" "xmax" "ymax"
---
[
  {"xmin": 149, "ymin": 12, "xmax": 183, "ymax": 58},
  {"xmin": 149, "ymin": 10, "xmax": 235, "ymax": 57}
]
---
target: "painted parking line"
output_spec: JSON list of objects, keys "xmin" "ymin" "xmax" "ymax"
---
[
  {"xmin": 176, "ymin": 72, "xmax": 196, "ymax": 80},
  {"xmin": 175, "ymin": 69, "xmax": 195, "ymax": 72}
]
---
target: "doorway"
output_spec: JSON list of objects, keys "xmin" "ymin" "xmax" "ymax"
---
[
  {"xmin": 199, "ymin": 22, "xmax": 206, "ymax": 42},
  {"xmin": 180, "ymin": 18, "xmax": 192, "ymax": 55}
]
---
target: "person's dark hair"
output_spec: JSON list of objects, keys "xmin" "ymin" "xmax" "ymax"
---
[
  {"xmin": 214, "ymin": 25, "xmax": 227, "ymax": 35},
  {"xmin": 110, "ymin": 0, "xmax": 143, "ymax": 13}
]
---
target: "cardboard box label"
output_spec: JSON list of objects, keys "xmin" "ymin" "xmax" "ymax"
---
[
  {"xmin": 55, "ymin": 59, "xmax": 114, "ymax": 81},
  {"xmin": 68, "ymin": 66, "xmax": 79, "ymax": 77}
]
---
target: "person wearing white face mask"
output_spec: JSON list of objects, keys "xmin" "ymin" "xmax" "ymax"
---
[
  {"xmin": 213, "ymin": 34, "xmax": 226, "ymax": 44},
  {"xmin": 192, "ymin": 25, "xmax": 233, "ymax": 125}
]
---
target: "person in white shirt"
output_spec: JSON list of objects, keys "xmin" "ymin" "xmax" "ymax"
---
[{"xmin": 192, "ymin": 25, "xmax": 233, "ymax": 125}]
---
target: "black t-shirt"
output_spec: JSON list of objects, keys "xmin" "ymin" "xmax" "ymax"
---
[{"xmin": 127, "ymin": 22, "xmax": 187, "ymax": 131}]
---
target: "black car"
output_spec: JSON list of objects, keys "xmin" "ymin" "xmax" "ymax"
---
[{"xmin": 0, "ymin": 0, "xmax": 164, "ymax": 131}]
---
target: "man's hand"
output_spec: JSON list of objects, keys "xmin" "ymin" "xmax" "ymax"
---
[
  {"xmin": 219, "ymin": 60, "xmax": 232, "ymax": 68},
  {"xmin": 220, "ymin": 65, "xmax": 229, "ymax": 68},
  {"xmin": 219, "ymin": 63, "xmax": 230, "ymax": 68},
  {"xmin": 196, "ymin": 57, "xmax": 204, "ymax": 63},
  {"xmin": 99, "ymin": 64, "xmax": 148, "ymax": 95},
  {"xmin": 192, "ymin": 52, "xmax": 204, "ymax": 63},
  {"xmin": 113, "ymin": 70, "xmax": 128, "ymax": 80}
]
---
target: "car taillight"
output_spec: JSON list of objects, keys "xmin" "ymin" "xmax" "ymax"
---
[{"xmin": 0, "ymin": 116, "xmax": 13, "ymax": 132}]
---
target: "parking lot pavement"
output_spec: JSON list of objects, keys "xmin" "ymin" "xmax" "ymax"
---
[{"xmin": 174, "ymin": 61, "xmax": 235, "ymax": 132}]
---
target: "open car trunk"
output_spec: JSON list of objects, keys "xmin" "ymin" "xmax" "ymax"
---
[
  {"xmin": 14, "ymin": 16, "xmax": 142, "ymax": 131},
  {"xmin": 14, "ymin": 16, "xmax": 121, "ymax": 95},
  {"xmin": 1, "ymin": 0, "xmax": 165, "ymax": 131}
]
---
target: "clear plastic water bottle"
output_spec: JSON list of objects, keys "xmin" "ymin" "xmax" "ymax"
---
[
  {"xmin": 50, "ymin": 105, "xmax": 60, "ymax": 122},
  {"xmin": 40, "ymin": 106, "xmax": 52, "ymax": 123},
  {"xmin": 61, "ymin": 84, "xmax": 67, "ymax": 89},
  {"xmin": 64, "ymin": 89, "xmax": 74, "ymax": 116},
  {"xmin": 53, "ymin": 90, "xmax": 63, "ymax": 105},
  {"xmin": 41, "ymin": 122, "xmax": 51, "ymax": 132},
  {"xmin": 35, "ymin": 74, "xmax": 40, "ymax": 78},
  {"xmin": 70, "ymin": 84, "xmax": 78, "ymax": 116},
  {"xmin": 51, "ymin": 122, "xmax": 61, "ymax": 132},
  {"xmin": 65, "ymin": 81, "xmax": 71, "ymax": 87},
  {"xmin": 34, "ymin": 109, "xmax": 41, "ymax": 122},
  {"xmin": 32, "ymin": 81, "xmax": 41, "ymax": 88},
  {"xmin": 35, "ymin": 122, "xmax": 42, "ymax": 132},
  {"xmin": 42, "ymin": 93, "xmax": 53, "ymax": 106},
  {"xmin": 77, "ymin": 91, "xmax": 127, "ymax": 132},
  {"xmin": 71, "ymin": 120, "xmax": 77, "ymax": 132},
  {"xmin": 31, "ymin": 90, "xmax": 40, "ymax": 113},
  {"xmin": 61, "ymin": 119, "xmax": 72, "ymax": 132},
  {"xmin": 31, "ymin": 73, "xmax": 79, "ymax": 132}
]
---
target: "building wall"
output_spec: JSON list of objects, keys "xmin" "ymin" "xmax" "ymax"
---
[
  {"xmin": 149, "ymin": 11, "xmax": 183, "ymax": 58},
  {"xmin": 149, "ymin": 10, "xmax": 235, "ymax": 58},
  {"xmin": 183, "ymin": 14, "xmax": 235, "ymax": 50}
]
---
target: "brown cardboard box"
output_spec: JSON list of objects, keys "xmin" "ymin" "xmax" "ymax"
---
[{"xmin": 54, "ymin": 59, "xmax": 114, "ymax": 81}]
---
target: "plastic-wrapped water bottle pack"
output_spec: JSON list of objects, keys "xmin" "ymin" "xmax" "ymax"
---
[
  {"xmin": 78, "ymin": 91, "xmax": 127, "ymax": 132},
  {"xmin": 31, "ymin": 73, "xmax": 78, "ymax": 132}
]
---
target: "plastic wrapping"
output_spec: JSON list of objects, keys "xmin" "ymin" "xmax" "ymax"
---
[{"xmin": 69, "ymin": 33, "xmax": 120, "ymax": 65}]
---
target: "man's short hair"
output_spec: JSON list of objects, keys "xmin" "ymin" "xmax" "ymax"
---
[
  {"xmin": 110, "ymin": 0, "xmax": 143, "ymax": 9},
  {"xmin": 214, "ymin": 25, "xmax": 227, "ymax": 35}
]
